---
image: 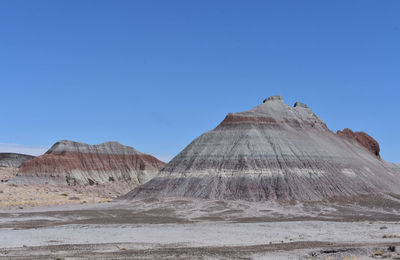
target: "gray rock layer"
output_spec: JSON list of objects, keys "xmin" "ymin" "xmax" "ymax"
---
[
  {"xmin": 124, "ymin": 97, "xmax": 400, "ymax": 202},
  {"xmin": 0, "ymin": 153, "xmax": 34, "ymax": 168}
]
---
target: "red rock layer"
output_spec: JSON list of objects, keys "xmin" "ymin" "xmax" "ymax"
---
[
  {"xmin": 217, "ymin": 114, "xmax": 328, "ymax": 130},
  {"xmin": 219, "ymin": 114, "xmax": 279, "ymax": 126},
  {"xmin": 337, "ymin": 128, "xmax": 380, "ymax": 158},
  {"xmin": 19, "ymin": 152, "xmax": 164, "ymax": 174}
]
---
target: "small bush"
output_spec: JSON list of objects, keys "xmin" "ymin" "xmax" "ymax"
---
[
  {"xmin": 383, "ymin": 234, "xmax": 400, "ymax": 239},
  {"xmin": 372, "ymin": 249, "xmax": 383, "ymax": 256}
]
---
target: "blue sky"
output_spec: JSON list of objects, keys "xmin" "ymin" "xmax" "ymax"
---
[{"xmin": 0, "ymin": 1, "xmax": 399, "ymax": 162}]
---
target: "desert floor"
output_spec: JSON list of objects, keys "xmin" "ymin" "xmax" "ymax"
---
[
  {"xmin": 0, "ymin": 168, "xmax": 115, "ymax": 210},
  {"xmin": 1, "ymin": 197, "xmax": 400, "ymax": 259}
]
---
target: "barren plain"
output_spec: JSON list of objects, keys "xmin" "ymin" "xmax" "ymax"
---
[{"xmin": 1, "ymin": 197, "xmax": 400, "ymax": 259}]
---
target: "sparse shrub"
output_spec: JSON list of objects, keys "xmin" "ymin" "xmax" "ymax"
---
[
  {"xmin": 53, "ymin": 254, "xmax": 65, "ymax": 260},
  {"xmin": 383, "ymin": 234, "xmax": 400, "ymax": 238},
  {"xmin": 373, "ymin": 249, "xmax": 384, "ymax": 256}
]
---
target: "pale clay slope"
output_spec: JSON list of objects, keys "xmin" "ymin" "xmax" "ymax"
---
[{"xmin": 125, "ymin": 96, "xmax": 400, "ymax": 201}]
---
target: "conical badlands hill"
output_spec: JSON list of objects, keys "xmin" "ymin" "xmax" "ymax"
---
[
  {"xmin": 17, "ymin": 140, "xmax": 165, "ymax": 187},
  {"xmin": 124, "ymin": 96, "xmax": 400, "ymax": 201}
]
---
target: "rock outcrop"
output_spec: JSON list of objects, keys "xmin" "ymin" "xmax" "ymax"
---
[
  {"xmin": 123, "ymin": 96, "xmax": 400, "ymax": 202},
  {"xmin": 337, "ymin": 128, "xmax": 380, "ymax": 158},
  {"xmin": 0, "ymin": 153, "xmax": 34, "ymax": 168},
  {"xmin": 17, "ymin": 140, "xmax": 165, "ymax": 188}
]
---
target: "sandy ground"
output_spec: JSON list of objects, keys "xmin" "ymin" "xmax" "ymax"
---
[
  {"xmin": 0, "ymin": 168, "xmax": 112, "ymax": 209},
  {"xmin": 1, "ymin": 198, "xmax": 400, "ymax": 259}
]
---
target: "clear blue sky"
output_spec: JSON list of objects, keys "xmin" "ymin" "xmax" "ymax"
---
[{"xmin": 0, "ymin": 1, "xmax": 399, "ymax": 162}]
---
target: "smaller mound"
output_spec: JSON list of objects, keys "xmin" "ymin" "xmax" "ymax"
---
[
  {"xmin": 17, "ymin": 140, "xmax": 165, "ymax": 189},
  {"xmin": 0, "ymin": 153, "xmax": 34, "ymax": 168},
  {"xmin": 337, "ymin": 128, "xmax": 380, "ymax": 158}
]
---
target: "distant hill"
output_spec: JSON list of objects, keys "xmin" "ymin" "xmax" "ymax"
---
[
  {"xmin": 17, "ymin": 140, "xmax": 165, "ymax": 190},
  {"xmin": 0, "ymin": 153, "xmax": 34, "ymax": 168}
]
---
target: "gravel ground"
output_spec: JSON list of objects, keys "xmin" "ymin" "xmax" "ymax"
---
[
  {"xmin": 1, "ymin": 221, "xmax": 400, "ymax": 248},
  {"xmin": 1, "ymin": 198, "xmax": 400, "ymax": 259}
]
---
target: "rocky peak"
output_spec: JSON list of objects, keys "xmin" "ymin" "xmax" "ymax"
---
[
  {"xmin": 263, "ymin": 95, "xmax": 284, "ymax": 103},
  {"xmin": 218, "ymin": 95, "xmax": 326, "ymax": 129},
  {"xmin": 293, "ymin": 102, "xmax": 309, "ymax": 109}
]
